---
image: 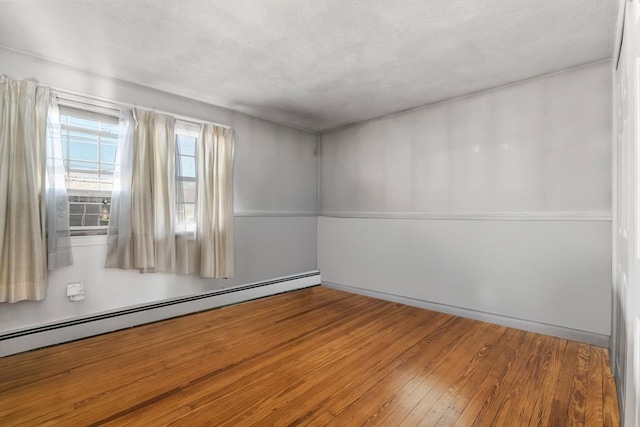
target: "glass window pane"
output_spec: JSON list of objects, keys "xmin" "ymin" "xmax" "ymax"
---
[
  {"xmin": 68, "ymin": 130, "xmax": 99, "ymax": 144},
  {"xmin": 99, "ymin": 174, "xmax": 114, "ymax": 192},
  {"xmin": 100, "ymin": 145, "xmax": 117, "ymax": 163},
  {"xmin": 68, "ymin": 160, "xmax": 99, "ymax": 171},
  {"xmin": 67, "ymin": 170, "xmax": 100, "ymax": 190},
  {"xmin": 178, "ymin": 180, "xmax": 196, "ymax": 203},
  {"xmin": 101, "ymin": 136, "xmax": 118, "ymax": 146},
  {"xmin": 178, "ymin": 155, "xmax": 196, "ymax": 178},
  {"xmin": 177, "ymin": 135, "xmax": 196, "ymax": 156},
  {"xmin": 100, "ymin": 122, "xmax": 119, "ymax": 134},
  {"xmin": 183, "ymin": 203, "xmax": 195, "ymax": 224},
  {"xmin": 68, "ymin": 116, "xmax": 99, "ymax": 131},
  {"xmin": 69, "ymin": 142, "xmax": 98, "ymax": 161},
  {"xmin": 176, "ymin": 203, "xmax": 196, "ymax": 224},
  {"xmin": 61, "ymin": 110, "xmax": 118, "ymax": 196}
]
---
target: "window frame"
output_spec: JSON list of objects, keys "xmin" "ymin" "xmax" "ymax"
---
[
  {"xmin": 58, "ymin": 106, "xmax": 119, "ymax": 236},
  {"xmin": 174, "ymin": 121, "xmax": 200, "ymax": 234}
]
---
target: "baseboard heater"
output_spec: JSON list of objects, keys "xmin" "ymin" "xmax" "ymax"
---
[{"xmin": 0, "ymin": 271, "xmax": 321, "ymax": 357}]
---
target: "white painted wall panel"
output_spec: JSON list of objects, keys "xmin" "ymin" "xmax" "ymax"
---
[
  {"xmin": 321, "ymin": 62, "xmax": 612, "ymax": 215},
  {"xmin": 319, "ymin": 62, "xmax": 613, "ymax": 338},
  {"xmin": 1, "ymin": 216, "xmax": 317, "ymax": 332},
  {"xmin": 319, "ymin": 216, "xmax": 611, "ymax": 335},
  {"xmin": 233, "ymin": 115, "xmax": 318, "ymax": 213}
]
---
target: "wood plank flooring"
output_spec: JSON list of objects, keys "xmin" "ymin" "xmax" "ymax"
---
[{"xmin": 0, "ymin": 286, "xmax": 620, "ymax": 426}]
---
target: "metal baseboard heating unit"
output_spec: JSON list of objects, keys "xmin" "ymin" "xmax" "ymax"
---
[{"xmin": 0, "ymin": 271, "xmax": 320, "ymax": 357}]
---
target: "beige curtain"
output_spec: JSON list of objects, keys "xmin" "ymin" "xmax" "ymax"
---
[
  {"xmin": 0, "ymin": 77, "xmax": 49, "ymax": 302},
  {"xmin": 106, "ymin": 110, "xmax": 234, "ymax": 279},
  {"xmin": 106, "ymin": 108, "xmax": 176, "ymax": 272},
  {"xmin": 196, "ymin": 125, "xmax": 235, "ymax": 278}
]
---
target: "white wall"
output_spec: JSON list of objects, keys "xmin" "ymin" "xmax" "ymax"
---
[
  {"xmin": 0, "ymin": 48, "xmax": 318, "ymax": 332},
  {"xmin": 319, "ymin": 61, "xmax": 613, "ymax": 340}
]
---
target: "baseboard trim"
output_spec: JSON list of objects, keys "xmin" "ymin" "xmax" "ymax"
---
[
  {"xmin": 235, "ymin": 211, "xmax": 318, "ymax": 217},
  {"xmin": 0, "ymin": 271, "xmax": 321, "ymax": 357},
  {"xmin": 319, "ymin": 211, "xmax": 612, "ymax": 221},
  {"xmin": 323, "ymin": 281, "xmax": 609, "ymax": 347}
]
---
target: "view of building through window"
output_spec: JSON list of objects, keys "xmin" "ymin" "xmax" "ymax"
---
[
  {"xmin": 59, "ymin": 107, "xmax": 118, "ymax": 192},
  {"xmin": 59, "ymin": 107, "xmax": 118, "ymax": 235}
]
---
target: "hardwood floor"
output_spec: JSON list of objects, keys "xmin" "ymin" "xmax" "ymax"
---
[{"xmin": 0, "ymin": 286, "xmax": 619, "ymax": 426}]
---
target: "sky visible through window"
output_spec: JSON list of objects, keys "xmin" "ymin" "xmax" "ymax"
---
[{"xmin": 60, "ymin": 110, "xmax": 118, "ymax": 192}]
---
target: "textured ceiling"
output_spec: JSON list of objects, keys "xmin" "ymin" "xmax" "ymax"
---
[{"xmin": 0, "ymin": 0, "xmax": 618, "ymax": 132}]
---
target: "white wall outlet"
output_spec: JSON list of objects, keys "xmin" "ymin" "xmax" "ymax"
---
[{"xmin": 66, "ymin": 283, "xmax": 85, "ymax": 302}]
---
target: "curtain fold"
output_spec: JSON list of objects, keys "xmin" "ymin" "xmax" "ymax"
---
[
  {"xmin": 0, "ymin": 76, "xmax": 66, "ymax": 302},
  {"xmin": 46, "ymin": 98, "xmax": 73, "ymax": 269},
  {"xmin": 106, "ymin": 109, "xmax": 135, "ymax": 269},
  {"xmin": 197, "ymin": 125, "xmax": 235, "ymax": 278},
  {"xmin": 106, "ymin": 108, "xmax": 176, "ymax": 272}
]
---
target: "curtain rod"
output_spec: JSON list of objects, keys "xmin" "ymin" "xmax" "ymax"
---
[{"xmin": 51, "ymin": 86, "xmax": 232, "ymax": 130}]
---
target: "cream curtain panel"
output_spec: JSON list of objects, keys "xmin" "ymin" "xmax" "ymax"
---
[
  {"xmin": 106, "ymin": 109, "xmax": 234, "ymax": 278},
  {"xmin": 197, "ymin": 124, "xmax": 235, "ymax": 278},
  {"xmin": 0, "ymin": 76, "xmax": 72, "ymax": 303},
  {"xmin": 106, "ymin": 108, "xmax": 176, "ymax": 272}
]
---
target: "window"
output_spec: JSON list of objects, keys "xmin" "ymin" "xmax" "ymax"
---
[
  {"xmin": 175, "ymin": 121, "xmax": 200, "ymax": 233},
  {"xmin": 60, "ymin": 107, "xmax": 118, "ymax": 192},
  {"xmin": 59, "ymin": 107, "xmax": 118, "ymax": 235}
]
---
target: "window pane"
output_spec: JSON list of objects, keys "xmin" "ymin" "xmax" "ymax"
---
[
  {"xmin": 101, "ymin": 164, "xmax": 115, "ymax": 173},
  {"xmin": 100, "ymin": 122, "xmax": 119, "ymax": 134},
  {"xmin": 69, "ymin": 142, "xmax": 98, "ymax": 162},
  {"xmin": 101, "ymin": 136, "xmax": 118, "ymax": 146},
  {"xmin": 100, "ymin": 145, "xmax": 117, "ymax": 163},
  {"xmin": 179, "ymin": 203, "xmax": 196, "ymax": 224},
  {"xmin": 178, "ymin": 180, "xmax": 196, "ymax": 203},
  {"xmin": 61, "ymin": 109, "xmax": 118, "ymax": 221},
  {"xmin": 68, "ymin": 116, "xmax": 99, "ymax": 131},
  {"xmin": 178, "ymin": 155, "xmax": 196, "ymax": 178},
  {"xmin": 68, "ymin": 130, "xmax": 99, "ymax": 145},
  {"xmin": 177, "ymin": 135, "xmax": 196, "ymax": 156},
  {"xmin": 67, "ymin": 170, "xmax": 100, "ymax": 190},
  {"xmin": 68, "ymin": 160, "xmax": 99, "ymax": 171}
]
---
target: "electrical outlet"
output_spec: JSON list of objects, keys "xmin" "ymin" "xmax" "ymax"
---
[
  {"xmin": 67, "ymin": 283, "xmax": 85, "ymax": 301},
  {"xmin": 67, "ymin": 283, "xmax": 82, "ymax": 296}
]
